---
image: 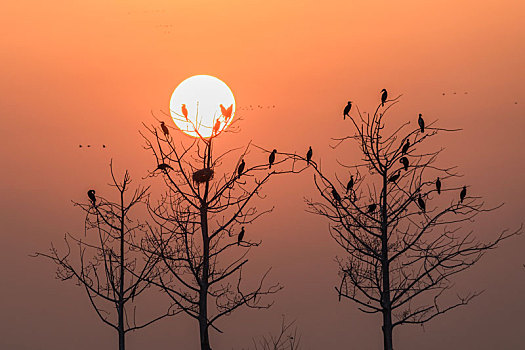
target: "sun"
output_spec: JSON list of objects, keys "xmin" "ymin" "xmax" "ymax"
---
[{"xmin": 169, "ymin": 75, "xmax": 236, "ymax": 138}]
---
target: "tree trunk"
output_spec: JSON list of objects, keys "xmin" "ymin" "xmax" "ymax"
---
[
  {"xmin": 198, "ymin": 206, "xmax": 211, "ymax": 350},
  {"xmin": 381, "ymin": 172, "xmax": 394, "ymax": 350},
  {"xmin": 118, "ymin": 190, "xmax": 126, "ymax": 350}
]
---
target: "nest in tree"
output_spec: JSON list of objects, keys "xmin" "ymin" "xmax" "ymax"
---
[{"xmin": 192, "ymin": 168, "xmax": 214, "ymax": 183}]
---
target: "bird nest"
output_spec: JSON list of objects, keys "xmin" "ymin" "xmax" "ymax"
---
[{"xmin": 192, "ymin": 168, "xmax": 214, "ymax": 183}]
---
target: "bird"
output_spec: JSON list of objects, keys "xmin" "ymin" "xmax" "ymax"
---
[
  {"xmin": 343, "ymin": 101, "xmax": 352, "ymax": 119},
  {"xmin": 367, "ymin": 203, "xmax": 377, "ymax": 213},
  {"xmin": 418, "ymin": 114, "xmax": 425, "ymax": 133},
  {"xmin": 332, "ymin": 187, "xmax": 341, "ymax": 203},
  {"xmin": 417, "ymin": 194, "xmax": 426, "ymax": 212},
  {"xmin": 401, "ymin": 139, "xmax": 410, "ymax": 154},
  {"xmin": 306, "ymin": 146, "xmax": 313, "ymax": 165},
  {"xmin": 400, "ymin": 157, "xmax": 409, "ymax": 171},
  {"xmin": 436, "ymin": 177, "xmax": 441, "ymax": 195},
  {"xmin": 87, "ymin": 190, "xmax": 96, "ymax": 206},
  {"xmin": 181, "ymin": 104, "xmax": 188, "ymax": 120},
  {"xmin": 269, "ymin": 149, "xmax": 277, "ymax": 169},
  {"xmin": 79, "ymin": 145, "xmax": 82, "ymax": 148},
  {"xmin": 346, "ymin": 175, "xmax": 354, "ymax": 193},
  {"xmin": 460, "ymin": 186, "xmax": 467, "ymax": 203},
  {"xmin": 237, "ymin": 159, "xmax": 245, "ymax": 178},
  {"xmin": 237, "ymin": 227, "xmax": 245, "ymax": 246},
  {"xmin": 388, "ymin": 172, "xmax": 400, "ymax": 183},
  {"xmin": 380, "ymin": 89, "xmax": 388, "ymax": 107},
  {"xmin": 102, "ymin": 145, "xmax": 106, "ymax": 148},
  {"xmin": 160, "ymin": 121, "xmax": 169, "ymax": 136},
  {"xmin": 220, "ymin": 104, "xmax": 233, "ymax": 121},
  {"xmin": 157, "ymin": 163, "xmax": 173, "ymax": 171},
  {"xmin": 213, "ymin": 119, "xmax": 221, "ymax": 135}
]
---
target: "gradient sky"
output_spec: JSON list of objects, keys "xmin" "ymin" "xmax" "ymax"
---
[{"xmin": 1, "ymin": 1, "xmax": 524, "ymax": 349}]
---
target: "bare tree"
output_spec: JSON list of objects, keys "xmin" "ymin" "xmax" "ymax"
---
[
  {"xmin": 247, "ymin": 317, "xmax": 301, "ymax": 350},
  {"xmin": 296, "ymin": 94, "xmax": 519, "ymax": 350},
  {"xmin": 34, "ymin": 164, "xmax": 177, "ymax": 350},
  {"xmin": 140, "ymin": 108, "xmax": 305, "ymax": 350}
]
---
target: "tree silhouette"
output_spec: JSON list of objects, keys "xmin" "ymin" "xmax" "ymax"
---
[
  {"xmin": 248, "ymin": 317, "xmax": 301, "ymax": 350},
  {"xmin": 297, "ymin": 94, "xmax": 519, "ymax": 350},
  {"xmin": 140, "ymin": 108, "xmax": 304, "ymax": 350},
  {"xmin": 34, "ymin": 164, "xmax": 176, "ymax": 350}
]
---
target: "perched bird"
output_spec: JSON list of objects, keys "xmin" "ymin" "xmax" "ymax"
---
[
  {"xmin": 436, "ymin": 177, "xmax": 441, "ymax": 195},
  {"xmin": 160, "ymin": 121, "xmax": 169, "ymax": 136},
  {"xmin": 367, "ymin": 203, "xmax": 377, "ymax": 213},
  {"xmin": 460, "ymin": 186, "xmax": 467, "ymax": 203},
  {"xmin": 343, "ymin": 101, "xmax": 352, "ymax": 119},
  {"xmin": 388, "ymin": 172, "xmax": 400, "ymax": 183},
  {"xmin": 237, "ymin": 159, "xmax": 245, "ymax": 177},
  {"xmin": 213, "ymin": 119, "xmax": 221, "ymax": 135},
  {"xmin": 381, "ymin": 89, "xmax": 388, "ymax": 107},
  {"xmin": 346, "ymin": 175, "xmax": 354, "ymax": 193},
  {"xmin": 306, "ymin": 146, "xmax": 313, "ymax": 165},
  {"xmin": 400, "ymin": 157, "xmax": 409, "ymax": 171},
  {"xmin": 401, "ymin": 139, "xmax": 410, "ymax": 154},
  {"xmin": 237, "ymin": 227, "xmax": 245, "ymax": 246},
  {"xmin": 418, "ymin": 114, "xmax": 425, "ymax": 133},
  {"xmin": 417, "ymin": 194, "xmax": 426, "ymax": 212},
  {"xmin": 269, "ymin": 149, "xmax": 277, "ymax": 169},
  {"xmin": 157, "ymin": 163, "xmax": 173, "ymax": 171},
  {"xmin": 181, "ymin": 104, "xmax": 188, "ymax": 120},
  {"xmin": 332, "ymin": 187, "xmax": 341, "ymax": 203},
  {"xmin": 87, "ymin": 190, "xmax": 96, "ymax": 206}
]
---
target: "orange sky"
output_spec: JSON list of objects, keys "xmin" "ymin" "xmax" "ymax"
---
[{"xmin": 1, "ymin": 1, "xmax": 524, "ymax": 349}]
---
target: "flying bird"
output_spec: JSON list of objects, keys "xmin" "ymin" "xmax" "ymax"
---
[
  {"xmin": 381, "ymin": 89, "xmax": 388, "ymax": 107},
  {"xmin": 237, "ymin": 159, "xmax": 245, "ymax": 178},
  {"xmin": 401, "ymin": 139, "xmax": 410, "ymax": 154},
  {"xmin": 79, "ymin": 145, "xmax": 82, "ymax": 148},
  {"xmin": 161, "ymin": 121, "xmax": 169, "ymax": 136},
  {"xmin": 181, "ymin": 104, "xmax": 188, "ymax": 120},
  {"xmin": 269, "ymin": 149, "xmax": 277, "ymax": 169},
  {"xmin": 400, "ymin": 157, "xmax": 409, "ymax": 171},
  {"xmin": 306, "ymin": 146, "xmax": 313, "ymax": 164},
  {"xmin": 102, "ymin": 145, "xmax": 106, "ymax": 148},
  {"xmin": 417, "ymin": 194, "xmax": 426, "ymax": 212},
  {"xmin": 436, "ymin": 177, "xmax": 441, "ymax": 194},
  {"xmin": 87, "ymin": 190, "xmax": 96, "ymax": 206},
  {"xmin": 460, "ymin": 186, "xmax": 467, "ymax": 203},
  {"xmin": 388, "ymin": 172, "xmax": 400, "ymax": 183},
  {"xmin": 418, "ymin": 114, "xmax": 425, "ymax": 133},
  {"xmin": 343, "ymin": 101, "xmax": 352, "ymax": 119},
  {"xmin": 332, "ymin": 187, "xmax": 341, "ymax": 203},
  {"xmin": 237, "ymin": 227, "xmax": 245, "ymax": 246},
  {"xmin": 367, "ymin": 203, "xmax": 377, "ymax": 213},
  {"xmin": 220, "ymin": 104, "xmax": 233, "ymax": 121},
  {"xmin": 157, "ymin": 163, "xmax": 173, "ymax": 171},
  {"xmin": 346, "ymin": 175, "xmax": 354, "ymax": 193}
]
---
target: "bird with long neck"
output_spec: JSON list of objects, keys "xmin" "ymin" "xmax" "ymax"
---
[
  {"xmin": 418, "ymin": 114, "xmax": 425, "ymax": 133},
  {"xmin": 87, "ymin": 190, "xmax": 96, "ymax": 206}
]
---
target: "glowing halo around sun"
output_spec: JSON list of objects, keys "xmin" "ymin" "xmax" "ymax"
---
[{"xmin": 169, "ymin": 75, "xmax": 236, "ymax": 138}]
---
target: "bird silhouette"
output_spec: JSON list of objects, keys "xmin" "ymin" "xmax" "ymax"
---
[
  {"xmin": 157, "ymin": 163, "xmax": 173, "ymax": 171},
  {"xmin": 400, "ymin": 157, "xmax": 409, "ymax": 171},
  {"xmin": 213, "ymin": 119, "xmax": 221, "ymax": 135},
  {"xmin": 418, "ymin": 114, "xmax": 425, "ymax": 133},
  {"xmin": 161, "ymin": 121, "xmax": 169, "ymax": 136},
  {"xmin": 269, "ymin": 149, "xmax": 277, "ymax": 169},
  {"xmin": 381, "ymin": 89, "xmax": 388, "ymax": 107},
  {"xmin": 237, "ymin": 159, "xmax": 245, "ymax": 178},
  {"xmin": 368, "ymin": 203, "xmax": 377, "ymax": 213},
  {"xmin": 102, "ymin": 145, "xmax": 106, "ymax": 148},
  {"xmin": 181, "ymin": 104, "xmax": 188, "ymax": 120},
  {"xmin": 343, "ymin": 101, "xmax": 352, "ymax": 119},
  {"xmin": 220, "ymin": 104, "xmax": 233, "ymax": 121},
  {"xmin": 79, "ymin": 145, "xmax": 82, "ymax": 148},
  {"xmin": 460, "ymin": 186, "xmax": 467, "ymax": 203},
  {"xmin": 401, "ymin": 140, "xmax": 410, "ymax": 154},
  {"xmin": 87, "ymin": 190, "xmax": 96, "ymax": 206},
  {"xmin": 332, "ymin": 187, "xmax": 341, "ymax": 203},
  {"xmin": 237, "ymin": 227, "xmax": 245, "ymax": 246},
  {"xmin": 388, "ymin": 172, "xmax": 400, "ymax": 183},
  {"xmin": 436, "ymin": 177, "xmax": 441, "ymax": 194},
  {"xmin": 417, "ymin": 194, "xmax": 426, "ymax": 212},
  {"xmin": 346, "ymin": 175, "xmax": 354, "ymax": 193},
  {"xmin": 306, "ymin": 146, "xmax": 313, "ymax": 164}
]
